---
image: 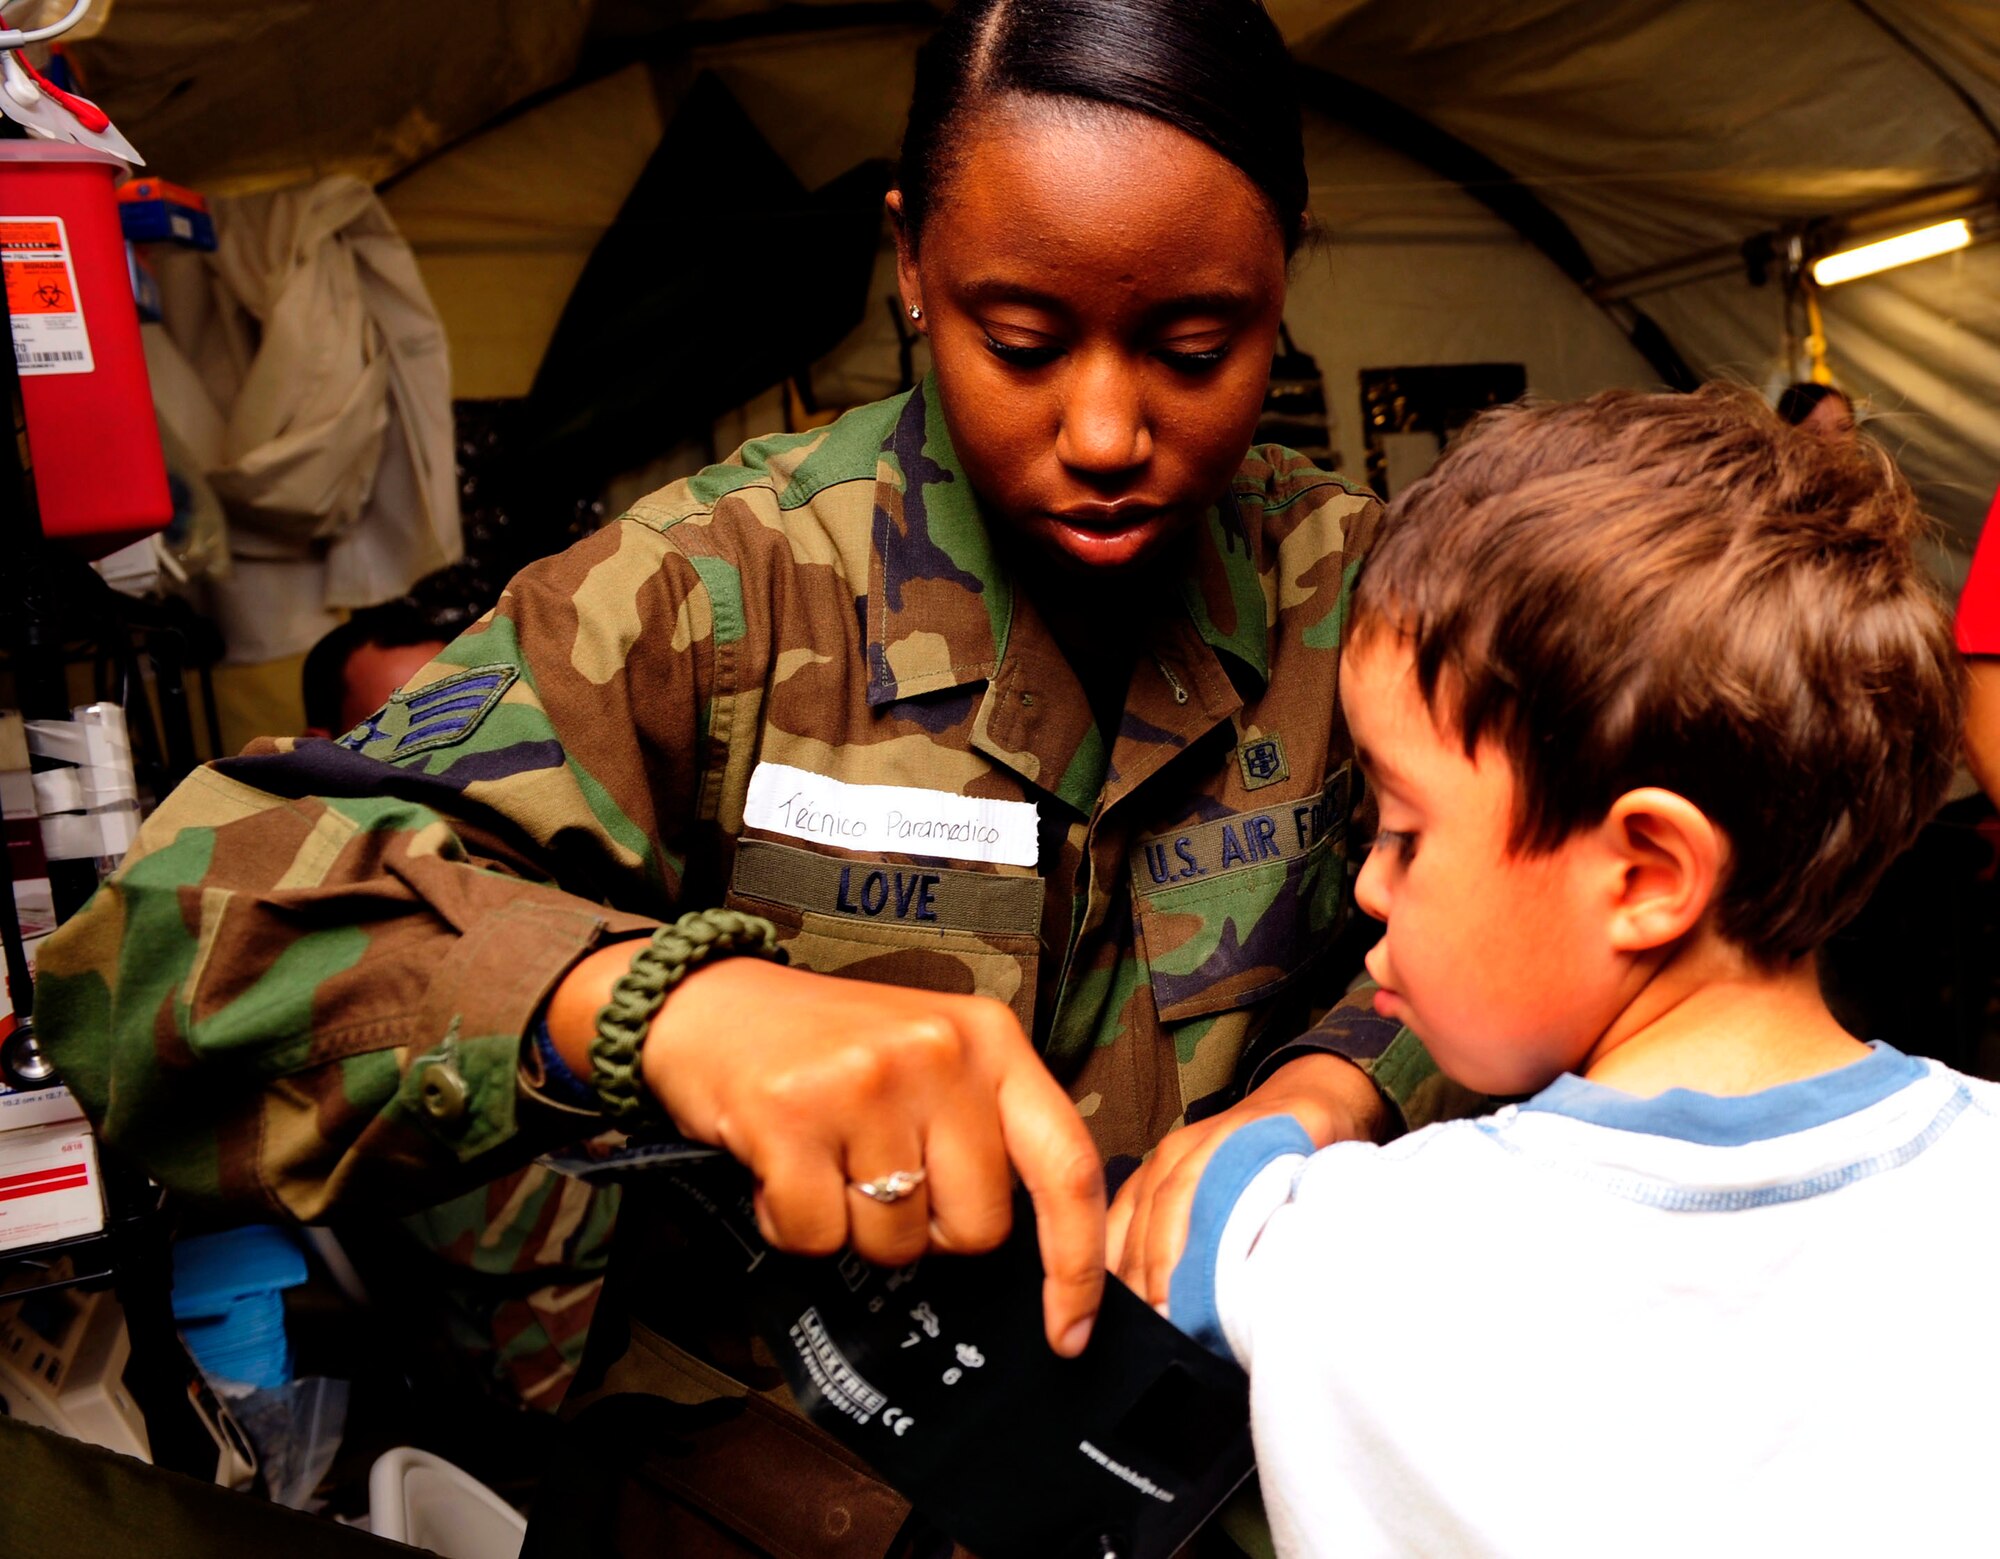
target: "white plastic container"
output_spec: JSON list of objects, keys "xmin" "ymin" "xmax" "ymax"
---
[{"xmin": 367, "ymin": 1446, "xmax": 527, "ymax": 1559}]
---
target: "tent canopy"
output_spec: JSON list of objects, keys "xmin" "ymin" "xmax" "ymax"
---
[{"xmin": 66, "ymin": 0, "xmax": 2000, "ymax": 580}]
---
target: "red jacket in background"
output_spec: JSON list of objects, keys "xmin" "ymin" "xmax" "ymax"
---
[{"xmin": 1957, "ymin": 487, "xmax": 2000, "ymax": 655}]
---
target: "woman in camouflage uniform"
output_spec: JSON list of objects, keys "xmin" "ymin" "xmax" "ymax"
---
[{"xmin": 38, "ymin": 0, "xmax": 1455, "ymax": 1546}]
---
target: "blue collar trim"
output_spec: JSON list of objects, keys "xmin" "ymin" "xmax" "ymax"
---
[{"xmin": 1519, "ymin": 1042, "xmax": 1926, "ymax": 1146}]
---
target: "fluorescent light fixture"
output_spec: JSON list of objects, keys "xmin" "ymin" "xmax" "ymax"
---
[{"xmin": 1812, "ymin": 218, "xmax": 1972, "ymax": 286}]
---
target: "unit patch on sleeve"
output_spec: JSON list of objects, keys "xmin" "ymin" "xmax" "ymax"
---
[{"xmin": 336, "ymin": 664, "xmax": 519, "ymax": 761}]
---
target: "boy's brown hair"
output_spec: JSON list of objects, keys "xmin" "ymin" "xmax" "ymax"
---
[{"xmin": 1352, "ymin": 384, "xmax": 1961, "ymax": 965}]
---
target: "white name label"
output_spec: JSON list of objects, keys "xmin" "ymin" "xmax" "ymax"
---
[{"xmin": 744, "ymin": 762, "xmax": 1040, "ymax": 868}]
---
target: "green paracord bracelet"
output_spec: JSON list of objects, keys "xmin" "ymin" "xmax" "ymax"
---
[{"xmin": 589, "ymin": 908, "xmax": 785, "ymax": 1120}]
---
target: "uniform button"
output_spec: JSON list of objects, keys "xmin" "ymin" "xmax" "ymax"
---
[{"xmin": 420, "ymin": 1061, "xmax": 469, "ymax": 1121}]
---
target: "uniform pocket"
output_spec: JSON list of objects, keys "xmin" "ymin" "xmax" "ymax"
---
[
  {"xmin": 1130, "ymin": 772, "xmax": 1350, "ymax": 1024},
  {"xmin": 725, "ymin": 838, "xmax": 1042, "ymax": 1032}
]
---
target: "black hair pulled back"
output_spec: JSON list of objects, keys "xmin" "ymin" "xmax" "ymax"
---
[
  {"xmin": 898, "ymin": 0, "xmax": 1307, "ymax": 255},
  {"xmin": 1775, "ymin": 381, "xmax": 1851, "ymax": 426}
]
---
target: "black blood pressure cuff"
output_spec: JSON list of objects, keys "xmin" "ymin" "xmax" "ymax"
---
[{"xmin": 566, "ymin": 1150, "xmax": 1256, "ymax": 1559}]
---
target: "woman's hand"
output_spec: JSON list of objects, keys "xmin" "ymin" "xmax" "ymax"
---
[
  {"xmin": 1106, "ymin": 1052, "xmax": 1390, "ymax": 1310},
  {"xmin": 550, "ymin": 948, "xmax": 1106, "ymax": 1356}
]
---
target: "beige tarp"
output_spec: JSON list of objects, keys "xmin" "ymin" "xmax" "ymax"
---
[
  {"xmin": 63, "ymin": 0, "xmax": 2000, "ymax": 583},
  {"xmin": 1284, "ymin": 0, "xmax": 2000, "ymax": 588},
  {"xmin": 59, "ymin": 0, "xmax": 591, "ymax": 195},
  {"xmin": 376, "ymin": 28, "xmax": 1655, "ymax": 513}
]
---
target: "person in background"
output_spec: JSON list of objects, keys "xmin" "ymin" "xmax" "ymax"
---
[
  {"xmin": 1166, "ymin": 387, "xmax": 1992, "ymax": 1556},
  {"xmin": 1775, "ymin": 379, "xmax": 1855, "ymax": 440},
  {"xmin": 299, "ymin": 603, "xmax": 448, "ymax": 739}
]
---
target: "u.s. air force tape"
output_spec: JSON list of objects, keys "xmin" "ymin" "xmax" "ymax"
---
[
  {"xmin": 731, "ymin": 838, "xmax": 1044, "ymax": 937},
  {"xmin": 1131, "ymin": 763, "xmax": 1351, "ymax": 898}
]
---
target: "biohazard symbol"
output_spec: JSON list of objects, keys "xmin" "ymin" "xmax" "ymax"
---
[{"xmin": 34, "ymin": 282, "xmax": 66, "ymax": 309}]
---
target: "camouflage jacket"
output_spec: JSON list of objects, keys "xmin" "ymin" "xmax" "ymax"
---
[{"xmin": 35, "ymin": 380, "xmax": 1442, "ymax": 1220}]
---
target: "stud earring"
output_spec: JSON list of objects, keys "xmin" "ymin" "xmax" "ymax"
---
[{"xmin": 907, "ymin": 304, "xmax": 923, "ymax": 322}]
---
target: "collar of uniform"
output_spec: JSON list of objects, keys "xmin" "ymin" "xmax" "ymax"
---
[
  {"xmin": 866, "ymin": 380, "xmax": 1270, "ymax": 813},
  {"xmin": 866, "ymin": 381, "xmax": 1278, "ymax": 703},
  {"xmin": 866, "ymin": 378, "xmax": 1013, "ymax": 706},
  {"xmin": 1180, "ymin": 485, "xmax": 1276, "ymax": 691},
  {"xmin": 972, "ymin": 587, "xmax": 1245, "ymax": 819}
]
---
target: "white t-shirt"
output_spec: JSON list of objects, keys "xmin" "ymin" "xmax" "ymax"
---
[{"xmin": 1169, "ymin": 1045, "xmax": 2000, "ymax": 1558}]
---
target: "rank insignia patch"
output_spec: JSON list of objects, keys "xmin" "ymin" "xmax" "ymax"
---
[
  {"xmin": 1237, "ymin": 732, "xmax": 1290, "ymax": 791},
  {"xmin": 337, "ymin": 664, "xmax": 518, "ymax": 761}
]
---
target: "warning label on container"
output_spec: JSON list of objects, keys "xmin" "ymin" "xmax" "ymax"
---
[{"xmin": 0, "ymin": 217, "xmax": 94, "ymax": 376}]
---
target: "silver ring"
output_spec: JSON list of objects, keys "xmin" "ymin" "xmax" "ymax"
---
[{"xmin": 850, "ymin": 1167, "xmax": 927, "ymax": 1204}]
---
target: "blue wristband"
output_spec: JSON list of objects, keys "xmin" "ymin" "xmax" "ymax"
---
[{"xmin": 531, "ymin": 1014, "xmax": 600, "ymax": 1110}]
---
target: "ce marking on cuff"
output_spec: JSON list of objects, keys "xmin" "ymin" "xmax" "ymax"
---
[{"xmin": 882, "ymin": 1406, "xmax": 916, "ymax": 1437}]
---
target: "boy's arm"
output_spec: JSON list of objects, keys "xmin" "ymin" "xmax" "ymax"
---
[
  {"xmin": 1107, "ymin": 1027, "xmax": 1389, "ymax": 1308},
  {"xmin": 1111, "ymin": 979, "xmax": 1457, "ymax": 1308},
  {"xmin": 1165, "ymin": 1114, "xmax": 1315, "ymax": 1364}
]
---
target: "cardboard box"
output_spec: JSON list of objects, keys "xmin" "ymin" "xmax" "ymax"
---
[
  {"xmin": 0, "ymin": 1119, "xmax": 103, "ymax": 1253},
  {"xmin": 0, "ymin": 1082, "xmax": 83, "ymax": 1131},
  {"xmin": 116, "ymin": 177, "xmax": 216, "ymax": 250}
]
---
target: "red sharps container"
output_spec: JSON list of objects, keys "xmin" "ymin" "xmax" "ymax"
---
[{"xmin": 0, "ymin": 143, "xmax": 170, "ymax": 558}]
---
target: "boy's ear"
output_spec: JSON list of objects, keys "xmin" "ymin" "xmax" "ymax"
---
[{"xmin": 1599, "ymin": 787, "xmax": 1724, "ymax": 955}]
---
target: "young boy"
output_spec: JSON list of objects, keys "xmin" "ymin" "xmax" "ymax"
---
[{"xmin": 1167, "ymin": 387, "xmax": 1996, "ymax": 1557}]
